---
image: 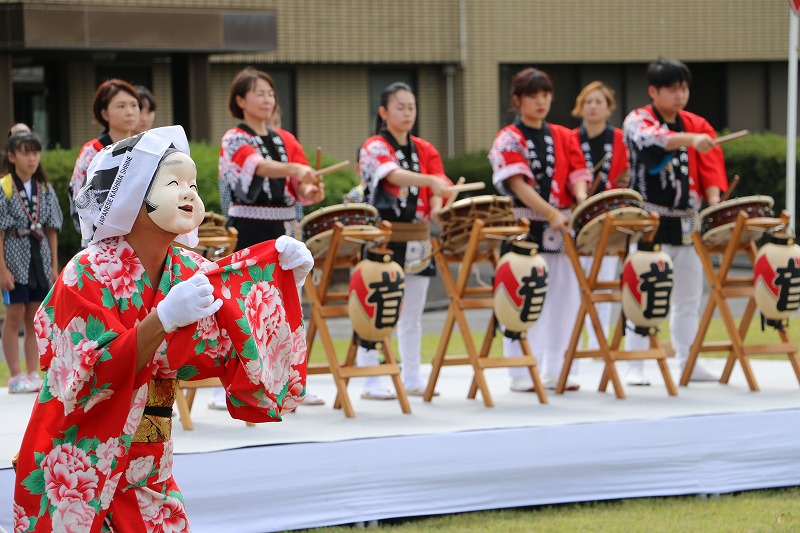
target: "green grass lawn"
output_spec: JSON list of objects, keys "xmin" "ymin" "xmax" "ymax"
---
[
  {"xmin": 297, "ymin": 487, "xmax": 799, "ymax": 532},
  {"xmin": 1, "ymin": 315, "xmax": 799, "ymax": 387},
  {"xmin": 305, "ymin": 316, "xmax": 800, "ymax": 367}
]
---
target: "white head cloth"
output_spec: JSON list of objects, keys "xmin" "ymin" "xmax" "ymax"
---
[{"xmin": 76, "ymin": 125, "xmax": 199, "ymax": 247}]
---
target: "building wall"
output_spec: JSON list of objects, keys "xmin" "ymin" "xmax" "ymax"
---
[{"xmin": 18, "ymin": 0, "xmax": 792, "ymax": 153}]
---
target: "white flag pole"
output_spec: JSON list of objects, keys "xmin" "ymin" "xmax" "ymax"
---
[{"xmin": 787, "ymin": 6, "xmax": 798, "ymax": 229}]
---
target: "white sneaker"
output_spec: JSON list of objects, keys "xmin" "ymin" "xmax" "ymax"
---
[
  {"xmin": 302, "ymin": 392, "xmax": 325, "ymax": 406},
  {"xmin": 541, "ymin": 374, "xmax": 580, "ymax": 391},
  {"xmin": 207, "ymin": 400, "xmax": 227, "ymax": 410},
  {"xmin": 626, "ymin": 368, "xmax": 651, "ymax": 386},
  {"xmin": 685, "ymin": 362, "xmax": 718, "ymax": 382},
  {"xmin": 360, "ymin": 388, "xmax": 397, "ymax": 400},
  {"xmin": 510, "ymin": 376, "xmax": 536, "ymax": 392}
]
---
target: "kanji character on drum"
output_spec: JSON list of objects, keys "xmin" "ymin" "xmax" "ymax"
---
[
  {"xmin": 216, "ymin": 67, "xmax": 326, "ymax": 406},
  {"xmin": 489, "ymin": 68, "xmax": 592, "ymax": 392},
  {"xmin": 571, "ymin": 81, "xmax": 629, "ymax": 352},
  {"xmin": 622, "ymin": 58, "xmax": 727, "ymax": 385},
  {"xmin": 357, "ymin": 82, "xmax": 453, "ymax": 399}
]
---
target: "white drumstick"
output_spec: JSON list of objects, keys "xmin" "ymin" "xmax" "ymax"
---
[
  {"xmin": 314, "ymin": 160, "xmax": 352, "ymax": 177},
  {"xmin": 713, "ymin": 130, "xmax": 749, "ymax": 145},
  {"xmin": 445, "ymin": 182, "xmax": 485, "ymax": 194}
]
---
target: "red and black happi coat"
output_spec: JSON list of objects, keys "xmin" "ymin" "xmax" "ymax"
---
[
  {"xmin": 489, "ymin": 121, "xmax": 588, "ymax": 252},
  {"xmin": 359, "ymin": 132, "xmax": 451, "ymax": 274},
  {"xmin": 623, "ymin": 106, "xmax": 728, "ymax": 245},
  {"xmin": 572, "ymin": 125, "xmax": 629, "ymax": 192}
]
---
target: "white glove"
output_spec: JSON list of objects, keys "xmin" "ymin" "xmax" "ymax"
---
[
  {"xmin": 275, "ymin": 235, "xmax": 313, "ymax": 287},
  {"xmin": 156, "ymin": 273, "xmax": 223, "ymax": 333}
]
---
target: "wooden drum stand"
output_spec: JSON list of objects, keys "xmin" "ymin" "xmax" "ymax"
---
[
  {"xmin": 422, "ymin": 219, "xmax": 549, "ymax": 406},
  {"xmin": 303, "ymin": 221, "xmax": 412, "ymax": 417},
  {"xmin": 681, "ymin": 210, "xmax": 800, "ymax": 390},
  {"xmin": 558, "ymin": 213, "xmax": 678, "ymax": 398}
]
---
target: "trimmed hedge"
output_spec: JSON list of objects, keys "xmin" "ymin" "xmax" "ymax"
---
[{"xmin": 37, "ymin": 132, "xmax": 798, "ymax": 266}]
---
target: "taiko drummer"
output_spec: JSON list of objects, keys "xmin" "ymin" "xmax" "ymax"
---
[
  {"xmin": 356, "ymin": 82, "xmax": 453, "ymax": 399},
  {"xmin": 488, "ymin": 67, "xmax": 592, "ymax": 392},
  {"xmin": 571, "ymin": 81, "xmax": 630, "ymax": 355},
  {"xmin": 622, "ymin": 58, "xmax": 728, "ymax": 385}
]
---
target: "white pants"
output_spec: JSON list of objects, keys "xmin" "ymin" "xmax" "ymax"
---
[
  {"xmin": 504, "ymin": 253, "xmax": 580, "ymax": 379},
  {"xmin": 626, "ymin": 244, "xmax": 703, "ymax": 372},
  {"xmin": 357, "ymin": 274, "xmax": 430, "ymax": 390},
  {"xmin": 579, "ymin": 255, "xmax": 619, "ymax": 349}
]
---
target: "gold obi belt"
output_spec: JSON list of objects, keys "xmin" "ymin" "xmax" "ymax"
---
[{"xmin": 133, "ymin": 378, "xmax": 177, "ymax": 443}]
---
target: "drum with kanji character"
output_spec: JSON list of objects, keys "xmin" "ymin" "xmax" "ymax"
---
[
  {"xmin": 493, "ymin": 241, "xmax": 548, "ymax": 336},
  {"xmin": 754, "ymin": 233, "xmax": 800, "ymax": 327},
  {"xmin": 621, "ymin": 242, "xmax": 674, "ymax": 335},
  {"xmin": 348, "ymin": 247, "xmax": 405, "ymax": 348}
]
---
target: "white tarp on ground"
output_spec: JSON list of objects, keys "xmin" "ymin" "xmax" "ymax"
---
[{"xmin": 1, "ymin": 358, "xmax": 799, "ymax": 531}]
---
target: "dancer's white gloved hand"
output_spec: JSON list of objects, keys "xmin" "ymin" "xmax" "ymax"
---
[
  {"xmin": 275, "ymin": 235, "xmax": 313, "ymax": 287},
  {"xmin": 156, "ymin": 273, "xmax": 223, "ymax": 333}
]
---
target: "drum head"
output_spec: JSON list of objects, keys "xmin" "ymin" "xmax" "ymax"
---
[
  {"xmin": 701, "ymin": 219, "xmax": 773, "ymax": 249},
  {"xmin": 439, "ymin": 195, "xmax": 514, "ymax": 256},
  {"xmin": 698, "ymin": 195, "xmax": 774, "ymax": 221},
  {"xmin": 575, "ymin": 206, "xmax": 651, "ymax": 255},
  {"xmin": 569, "ymin": 189, "xmax": 644, "ymax": 230},
  {"xmin": 300, "ymin": 203, "xmax": 378, "ymax": 233},
  {"xmin": 305, "ymin": 225, "xmax": 377, "ymax": 259},
  {"xmin": 699, "ymin": 195, "xmax": 775, "ymax": 248}
]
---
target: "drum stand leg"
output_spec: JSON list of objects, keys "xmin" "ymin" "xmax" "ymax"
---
[
  {"xmin": 305, "ymin": 222, "xmax": 410, "ymax": 416},
  {"xmin": 425, "ymin": 220, "xmax": 544, "ymax": 406},
  {"xmin": 683, "ymin": 211, "xmax": 800, "ymax": 390},
  {"xmin": 561, "ymin": 215, "xmax": 676, "ymax": 397}
]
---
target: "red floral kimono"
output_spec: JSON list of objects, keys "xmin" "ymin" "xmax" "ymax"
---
[{"xmin": 13, "ymin": 237, "xmax": 306, "ymax": 532}]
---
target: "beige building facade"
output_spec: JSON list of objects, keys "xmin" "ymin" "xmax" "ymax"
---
[{"xmin": 1, "ymin": 0, "xmax": 793, "ymax": 162}]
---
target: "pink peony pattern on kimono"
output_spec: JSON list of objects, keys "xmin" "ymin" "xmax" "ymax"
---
[
  {"xmin": 156, "ymin": 441, "xmax": 174, "ymax": 483},
  {"xmin": 195, "ymin": 315, "xmax": 233, "ymax": 361},
  {"xmin": 41, "ymin": 443, "xmax": 98, "ymax": 505},
  {"xmin": 13, "ymin": 502, "xmax": 30, "ymax": 533},
  {"xmin": 244, "ymin": 281, "xmax": 285, "ymax": 347},
  {"xmin": 281, "ymin": 328, "xmax": 308, "ymax": 411},
  {"xmin": 100, "ymin": 472, "xmax": 122, "ymax": 511},
  {"xmin": 61, "ymin": 260, "xmax": 79, "ymax": 287},
  {"xmin": 122, "ymin": 384, "xmax": 148, "ymax": 435},
  {"xmin": 52, "ymin": 497, "xmax": 95, "ymax": 533},
  {"xmin": 83, "ymin": 387, "xmax": 114, "ymax": 412},
  {"xmin": 253, "ymin": 388, "xmax": 278, "ymax": 411},
  {"xmin": 136, "ymin": 490, "xmax": 188, "ymax": 533},
  {"xmin": 95, "ymin": 437, "xmax": 125, "ymax": 476},
  {"xmin": 34, "ymin": 305, "xmax": 53, "ymax": 355},
  {"xmin": 125, "ymin": 455, "xmax": 155, "ymax": 486},
  {"xmin": 89, "ymin": 238, "xmax": 145, "ymax": 300}
]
